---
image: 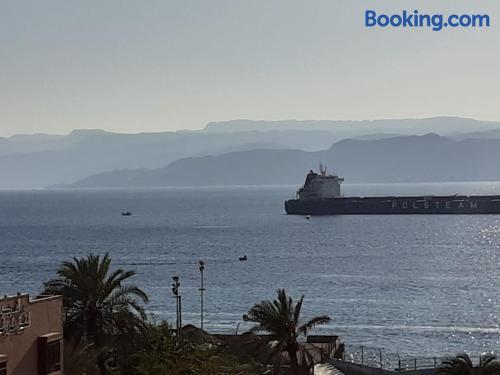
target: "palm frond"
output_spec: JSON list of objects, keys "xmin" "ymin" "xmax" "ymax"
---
[
  {"xmin": 42, "ymin": 253, "xmax": 149, "ymax": 354},
  {"xmin": 438, "ymin": 353, "xmax": 475, "ymax": 375},
  {"xmin": 298, "ymin": 315, "xmax": 331, "ymax": 337},
  {"xmin": 481, "ymin": 354, "xmax": 498, "ymax": 367},
  {"xmin": 244, "ymin": 288, "xmax": 332, "ymax": 374}
]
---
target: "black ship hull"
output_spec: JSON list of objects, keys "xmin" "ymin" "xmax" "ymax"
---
[{"xmin": 285, "ymin": 195, "xmax": 500, "ymax": 215}]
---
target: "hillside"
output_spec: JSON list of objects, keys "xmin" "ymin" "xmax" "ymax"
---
[
  {"xmin": 2, "ymin": 117, "xmax": 500, "ymax": 188},
  {"xmin": 69, "ymin": 134, "xmax": 500, "ymax": 187}
]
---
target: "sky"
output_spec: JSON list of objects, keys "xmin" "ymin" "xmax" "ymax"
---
[{"xmin": 0, "ymin": 0, "xmax": 499, "ymax": 137}]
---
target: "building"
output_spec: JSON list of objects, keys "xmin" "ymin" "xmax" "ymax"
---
[{"xmin": 0, "ymin": 293, "xmax": 63, "ymax": 375}]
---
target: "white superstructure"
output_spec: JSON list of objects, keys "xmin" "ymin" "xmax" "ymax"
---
[{"xmin": 297, "ymin": 164, "xmax": 344, "ymax": 199}]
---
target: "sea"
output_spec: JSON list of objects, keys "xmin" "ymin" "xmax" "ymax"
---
[{"xmin": 1, "ymin": 182, "xmax": 500, "ymax": 360}]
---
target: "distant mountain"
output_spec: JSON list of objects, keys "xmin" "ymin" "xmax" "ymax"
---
[
  {"xmin": 349, "ymin": 133, "xmax": 402, "ymax": 141},
  {"xmin": 205, "ymin": 117, "xmax": 500, "ymax": 135},
  {"xmin": 0, "ymin": 133, "xmax": 64, "ymax": 156},
  {"xmin": 451, "ymin": 128, "xmax": 500, "ymax": 141},
  {"xmin": 0, "ymin": 129, "xmax": 332, "ymax": 188},
  {"xmin": 2, "ymin": 117, "xmax": 500, "ymax": 188},
  {"xmin": 0, "ymin": 129, "xmax": 112, "ymax": 156},
  {"xmin": 69, "ymin": 134, "xmax": 500, "ymax": 187}
]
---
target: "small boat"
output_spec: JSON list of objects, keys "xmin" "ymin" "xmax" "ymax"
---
[
  {"xmin": 121, "ymin": 211, "xmax": 132, "ymax": 216},
  {"xmin": 239, "ymin": 255, "xmax": 247, "ymax": 261}
]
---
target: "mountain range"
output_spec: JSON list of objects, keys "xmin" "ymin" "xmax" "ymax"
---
[
  {"xmin": 69, "ymin": 133, "xmax": 500, "ymax": 187},
  {"xmin": 1, "ymin": 117, "xmax": 500, "ymax": 189}
]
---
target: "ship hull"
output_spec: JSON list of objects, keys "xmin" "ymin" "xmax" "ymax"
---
[{"xmin": 285, "ymin": 195, "xmax": 500, "ymax": 215}]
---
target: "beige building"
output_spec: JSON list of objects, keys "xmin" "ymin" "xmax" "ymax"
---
[{"xmin": 0, "ymin": 293, "xmax": 63, "ymax": 375}]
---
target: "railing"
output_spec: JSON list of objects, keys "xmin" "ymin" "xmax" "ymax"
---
[
  {"xmin": 342, "ymin": 345, "xmax": 491, "ymax": 371},
  {"xmin": 0, "ymin": 308, "xmax": 31, "ymax": 336}
]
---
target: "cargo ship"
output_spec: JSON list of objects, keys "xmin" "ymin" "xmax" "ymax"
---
[{"xmin": 284, "ymin": 165, "xmax": 500, "ymax": 215}]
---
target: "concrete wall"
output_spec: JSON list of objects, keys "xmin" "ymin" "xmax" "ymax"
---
[{"xmin": 0, "ymin": 294, "xmax": 63, "ymax": 375}]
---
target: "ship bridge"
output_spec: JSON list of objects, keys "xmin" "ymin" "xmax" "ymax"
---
[{"xmin": 297, "ymin": 165, "xmax": 344, "ymax": 199}]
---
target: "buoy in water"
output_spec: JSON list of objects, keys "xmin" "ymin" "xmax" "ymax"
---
[
  {"xmin": 305, "ymin": 215, "xmax": 312, "ymax": 220},
  {"xmin": 239, "ymin": 255, "xmax": 247, "ymax": 261}
]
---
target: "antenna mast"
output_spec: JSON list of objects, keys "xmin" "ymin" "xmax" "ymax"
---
[{"xmin": 319, "ymin": 163, "xmax": 327, "ymax": 176}]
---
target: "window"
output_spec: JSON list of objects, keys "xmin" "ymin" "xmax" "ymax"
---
[
  {"xmin": 38, "ymin": 335, "xmax": 62, "ymax": 375},
  {"xmin": 47, "ymin": 340, "xmax": 61, "ymax": 373}
]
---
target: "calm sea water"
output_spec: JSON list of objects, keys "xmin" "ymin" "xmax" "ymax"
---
[{"xmin": 1, "ymin": 182, "xmax": 500, "ymax": 358}]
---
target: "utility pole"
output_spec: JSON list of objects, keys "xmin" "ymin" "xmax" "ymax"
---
[
  {"xmin": 172, "ymin": 276, "xmax": 181, "ymax": 336},
  {"xmin": 198, "ymin": 260, "xmax": 205, "ymax": 330}
]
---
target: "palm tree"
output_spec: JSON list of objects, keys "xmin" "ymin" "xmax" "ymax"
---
[
  {"xmin": 244, "ymin": 288, "xmax": 331, "ymax": 375},
  {"xmin": 438, "ymin": 353, "xmax": 500, "ymax": 375},
  {"xmin": 62, "ymin": 339, "xmax": 98, "ymax": 375},
  {"xmin": 43, "ymin": 253, "xmax": 149, "ymax": 374}
]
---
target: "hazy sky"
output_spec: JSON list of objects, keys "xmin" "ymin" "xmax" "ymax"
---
[{"xmin": 1, "ymin": 0, "xmax": 499, "ymax": 136}]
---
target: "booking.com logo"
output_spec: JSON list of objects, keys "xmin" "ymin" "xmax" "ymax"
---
[{"xmin": 365, "ymin": 10, "xmax": 490, "ymax": 31}]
